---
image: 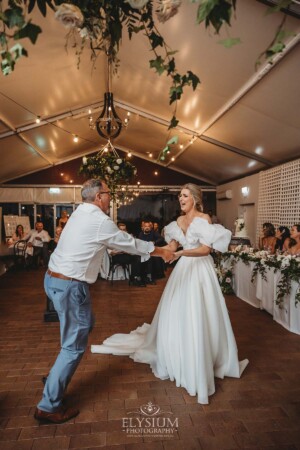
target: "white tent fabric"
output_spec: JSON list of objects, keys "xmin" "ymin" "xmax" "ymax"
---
[{"xmin": 0, "ymin": 0, "xmax": 299, "ymax": 185}]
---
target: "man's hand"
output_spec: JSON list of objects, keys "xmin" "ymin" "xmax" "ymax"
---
[
  {"xmin": 150, "ymin": 246, "xmax": 173, "ymax": 262},
  {"xmin": 160, "ymin": 248, "xmax": 174, "ymax": 263}
]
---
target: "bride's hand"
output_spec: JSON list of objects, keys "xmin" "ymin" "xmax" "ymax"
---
[{"xmin": 169, "ymin": 250, "xmax": 183, "ymax": 264}]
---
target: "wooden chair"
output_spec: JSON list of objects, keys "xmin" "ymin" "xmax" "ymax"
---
[
  {"xmin": 108, "ymin": 252, "xmax": 132, "ymax": 285},
  {"xmin": 13, "ymin": 240, "xmax": 27, "ymax": 269}
]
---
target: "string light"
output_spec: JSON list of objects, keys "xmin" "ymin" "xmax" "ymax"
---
[
  {"xmin": 73, "ymin": 135, "xmax": 79, "ymax": 143},
  {"xmin": 127, "ymin": 152, "xmax": 132, "ymax": 158},
  {"xmin": 35, "ymin": 116, "xmax": 41, "ymax": 124}
]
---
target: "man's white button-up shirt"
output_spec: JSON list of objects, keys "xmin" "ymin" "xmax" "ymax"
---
[{"xmin": 49, "ymin": 203, "xmax": 154, "ymax": 284}]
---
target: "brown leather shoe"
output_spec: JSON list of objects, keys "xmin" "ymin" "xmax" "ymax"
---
[{"xmin": 34, "ymin": 406, "xmax": 79, "ymax": 424}]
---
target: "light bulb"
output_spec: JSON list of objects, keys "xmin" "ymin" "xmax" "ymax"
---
[
  {"xmin": 149, "ymin": 153, "xmax": 153, "ymax": 158},
  {"xmin": 36, "ymin": 116, "xmax": 41, "ymax": 124},
  {"xmin": 73, "ymin": 135, "xmax": 79, "ymax": 143},
  {"xmin": 171, "ymin": 157, "xmax": 175, "ymax": 162},
  {"xmin": 179, "ymin": 144, "xmax": 183, "ymax": 150},
  {"xmin": 128, "ymin": 152, "xmax": 132, "ymax": 157}
]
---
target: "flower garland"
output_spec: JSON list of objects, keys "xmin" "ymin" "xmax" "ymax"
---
[
  {"xmin": 214, "ymin": 252, "xmax": 235, "ymax": 295},
  {"xmin": 217, "ymin": 249, "xmax": 300, "ymax": 308}
]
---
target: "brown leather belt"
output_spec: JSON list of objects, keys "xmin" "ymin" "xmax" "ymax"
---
[{"xmin": 47, "ymin": 269, "xmax": 81, "ymax": 283}]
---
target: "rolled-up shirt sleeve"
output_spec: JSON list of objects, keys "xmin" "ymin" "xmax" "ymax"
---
[{"xmin": 97, "ymin": 218, "xmax": 154, "ymax": 262}]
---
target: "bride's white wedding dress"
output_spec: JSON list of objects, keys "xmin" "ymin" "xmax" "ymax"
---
[{"xmin": 91, "ymin": 218, "xmax": 248, "ymax": 404}]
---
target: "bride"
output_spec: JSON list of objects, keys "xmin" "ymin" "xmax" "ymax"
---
[{"xmin": 91, "ymin": 183, "xmax": 248, "ymax": 404}]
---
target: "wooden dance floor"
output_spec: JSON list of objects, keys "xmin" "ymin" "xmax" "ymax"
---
[{"xmin": 0, "ymin": 267, "xmax": 300, "ymax": 449}]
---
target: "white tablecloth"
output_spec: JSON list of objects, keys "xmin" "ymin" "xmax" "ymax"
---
[
  {"xmin": 224, "ymin": 257, "xmax": 300, "ymax": 335},
  {"xmin": 99, "ymin": 251, "xmax": 130, "ymax": 281}
]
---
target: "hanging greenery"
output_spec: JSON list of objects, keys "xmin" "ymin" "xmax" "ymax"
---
[
  {"xmin": 0, "ymin": 0, "xmax": 297, "ymax": 128},
  {"xmin": 79, "ymin": 151, "xmax": 137, "ymax": 198}
]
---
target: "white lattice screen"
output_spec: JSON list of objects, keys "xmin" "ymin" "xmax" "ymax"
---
[{"xmin": 256, "ymin": 159, "xmax": 300, "ymax": 245}]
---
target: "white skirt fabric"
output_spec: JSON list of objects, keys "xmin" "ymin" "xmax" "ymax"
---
[{"xmin": 91, "ymin": 255, "xmax": 248, "ymax": 404}]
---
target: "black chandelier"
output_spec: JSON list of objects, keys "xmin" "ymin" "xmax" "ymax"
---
[
  {"xmin": 90, "ymin": 53, "xmax": 129, "ymax": 140},
  {"xmin": 95, "ymin": 92, "xmax": 123, "ymax": 139}
]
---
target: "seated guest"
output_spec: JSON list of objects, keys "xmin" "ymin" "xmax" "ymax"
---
[
  {"xmin": 275, "ymin": 226, "xmax": 290, "ymax": 252},
  {"xmin": 7, "ymin": 224, "xmax": 26, "ymax": 248},
  {"xmin": 259, "ymin": 222, "xmax": 277, "ymax": 254},
  {"xmin": 49, "ymin": 226, "xmax": 63, "ymax": 252},
  {"xmin": 26, "ymin": 222, "xmax": 51, "ymax": 268},
  {"xmin": 109, "ymin": 223, "xmax": 131, "ymax": 256},
  {"xmin": 153, "ymin": 222, "xmax": 160, "ymax": 233},
  {"xmin": 117, "ymin": 222, "xmax": 128, "ymax": 232},
  {"xmin": 131, "ymin": 221, "xmax": 165, "ymax": 285},
  {"xmin": 58, "ymin": 210, "xmax": 69, "ymax": 229},
  {"xmin": 285, "ymin": 224, "xmax": 300, "ymax": 255}
]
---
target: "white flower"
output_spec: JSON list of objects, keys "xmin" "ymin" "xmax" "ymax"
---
[
  {"xmin": 157, "ymin": 0, "xmax": 181, "ymax": 23},
  {"xmin": 126, "ymin": 0, "xmax": 149, "ymax": 10},
  {"xmin": 106, "ymin": 166, "xmax": 113, "ymax": 174},
  {"xmin": 79, "ymin": 27, "xmax": 90, "ymax": 39},
  {"xmin": 55, "ymin": 3, "xmax": 84, "ymax": 29},
  {"xmin": 225, "ymin": 277, "xmax": 231, "ymax": 283},
  {"xmin": 116, "ymin": 158, "xmax": 122, "ymax": 164},
  {"xmin": 113, "ymin": 165, "xmax": 120, "ymax": 170}
]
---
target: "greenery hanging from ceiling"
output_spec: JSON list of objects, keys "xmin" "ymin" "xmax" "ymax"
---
[{"xmin": 0, "ymin": 0, "xmax": 297, "ymax": 128}]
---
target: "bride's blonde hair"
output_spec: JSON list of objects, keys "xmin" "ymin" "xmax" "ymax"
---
[{"xmin": 181, "ymin": 183, "xmax": 203, "ymax": 212}]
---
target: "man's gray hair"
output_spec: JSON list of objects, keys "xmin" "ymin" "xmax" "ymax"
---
[{"xmin": 81, "ymin": 179, "xmax": 103, "ymax": 202}]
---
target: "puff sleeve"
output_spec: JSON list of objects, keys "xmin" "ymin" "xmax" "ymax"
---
[
  {"xmin": 163, "ymin": 221, "xmax": 181, "ymax": 245},
  {"xmin": 189, "ymin": 218, "xmax": 231, "ymax": 253}
]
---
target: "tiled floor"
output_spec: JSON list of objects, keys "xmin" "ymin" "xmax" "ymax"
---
[{"xmin": 0, "ymin": 267, "xmax": 299, "ymax": 449}]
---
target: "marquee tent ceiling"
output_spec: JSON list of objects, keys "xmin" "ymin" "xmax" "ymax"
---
[{"xmin": 0, "ymin": 0, "xmax": 300, "ymax": 186}]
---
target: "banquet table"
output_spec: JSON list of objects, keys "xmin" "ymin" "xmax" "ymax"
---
[{"xmin": 224, "ymin": 258, "xmax": 300, "ymax": 335}]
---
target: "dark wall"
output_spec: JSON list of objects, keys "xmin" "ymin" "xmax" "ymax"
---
[{"xmin": 5, "ymin": 150, "xmax": 212, "ymax": 187}]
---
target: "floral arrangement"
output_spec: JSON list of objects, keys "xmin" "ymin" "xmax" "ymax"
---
[
  {"xmin": 214, "ymin": 258, "xmax": 235, "ymax": 295},
  {"xmin": 220, "ymin": 248, "xmax": 300, "ymax": 308},
  {"xmin": 0, "ymin": 0, "xmax": 296, "ymax": 127},
  {"xmin": 79, "ymin": 152, "xmax": 137, "ymax": 198}
]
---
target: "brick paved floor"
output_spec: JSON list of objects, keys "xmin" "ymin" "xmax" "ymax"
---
[{"xmin": 0, "ymin": 267, "xmax": 299, "ymax": 449}]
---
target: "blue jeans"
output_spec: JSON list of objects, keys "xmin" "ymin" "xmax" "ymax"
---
[{"xmin": 38, "ymin": 273, "xmax": 94, "ymax": 412}]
